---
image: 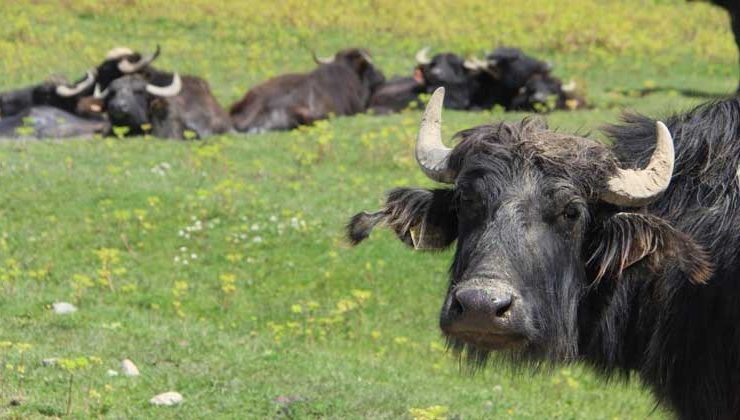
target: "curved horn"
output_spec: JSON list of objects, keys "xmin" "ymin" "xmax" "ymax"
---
[
  {"xmin": 416, "ymin": 87, "xmax": 455, "ymax": 183},
  {"xmin": 312, "ymin": 52, "xmax": 334, "ymax": 65},
  {"xmin": 55, "ymin": 70, "xmax": 96, "ymax": 97},
  {"xmin": 463, "ymin": 56, "xmax": 488, "ymax": 71},
  {"xmin": 118, "ymin": 45, "xmax": 161, "ymax": 74},
  {"xmin": 415, "ymin": 46, "xmax": 431, "ymax": 65},
  {"xmin": 602, "ymin": 121, "xmax": 675, "ymax": 207},
  {"xmin": 146, "ymin": 73, "xmax": 182, "ymax": 97},
  {"xmin": 93, "ymin": 83, "xmax": 109, "ymax": 99}
]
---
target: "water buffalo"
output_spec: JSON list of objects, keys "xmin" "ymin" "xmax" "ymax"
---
[
  {"xmin": 229, "ymin": 48, "xmax": 386, "ymax": 132},
  {"xmin": 0, "ymin": 106, "xmax": 109, "ymax": 139},
  {"xmin": 414, "ymin": 47, "xmax": 568, "ymax": 111},
  {"xmin": 93, "ymin": 45, "xmax": 161, "ymax": 92},
  {"xmin": 348, "ymin": 87, "xmax": 740, "ymax": 419},
  {"xmin": 100, "ymin": 72, "xmax": 232, "ymax": 139}
]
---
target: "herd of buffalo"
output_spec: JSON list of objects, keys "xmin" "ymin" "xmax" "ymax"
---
[
  {"xmin": 4, "ymin": 0, "xmax": 740, "ymax": 419},
  {"xmin": 0, "ymin": 45, "xmax": 585, "ymax": 140}
]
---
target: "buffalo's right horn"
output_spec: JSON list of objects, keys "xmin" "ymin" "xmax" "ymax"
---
[
  {"xmin": 118, "ymin": 45, "xmax": 161, "ymax": 74},
  {"xmin": 55, "ymin": 69, "xmax": 96, "ymax": 97},
  {"xmin": 146, "ymin": 73, "xmax": 182, "ymax": 97},
  {"xmin": 415, "ymin": 47, "xmax": 432, "ymax": 65},
  {"xmin": 601, "ymin": 121, "xmax": 675, "ymax": 207},
  {"xmin": 416, "ymin": 87, "xmax": 455, "ymax": 183}
]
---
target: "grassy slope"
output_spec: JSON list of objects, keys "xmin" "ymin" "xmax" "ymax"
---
[{"xmin": 0, "ymin": 0, "xmax": 734, "ymax": 418}]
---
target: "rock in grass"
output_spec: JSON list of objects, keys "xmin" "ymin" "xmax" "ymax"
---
[
  {"xmin": 121, "ymin": 359, "xmax": 140, "ymax": 376},
  {"xmin": 106, "ymin": 369, "xmax": 119, "ymax": 377},
  {"xmin": 149, "ymin": 391, "xmax": 183, "ymax": 406},
  {"xmin": 41, "ymin": 358, "xmax": 57, "ymax": 367},
  {"xmin": 52, "ymin": 302, "xmax": 77, "ymax": 315}
]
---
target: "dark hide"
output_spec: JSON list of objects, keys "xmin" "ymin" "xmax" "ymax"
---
[
  {"xmin": 367, "ymin": 76, "xmax": 425, "ymax": 114},
  {"xmin": 416, "ymin": 53, "xmax": 477, "ymax": 110},
  {"xmin": 0, "ymin": 106, "xmax": 109, "ymax": 139},
  {"xmin": 347, "ymin": 97, "xmax": 740, "ymax": 419},
  {"xmin": 104, "ymin": 73, "xmax": 232, "ymax": 139},
  {"xmin": 229, "ymin": 48, "xmax": 386, "ymax": 132}
]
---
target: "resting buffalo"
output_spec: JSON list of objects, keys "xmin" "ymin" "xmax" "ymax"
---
[
  {"xmin": 0, "ymin": 71, "xmax": 97, "ymax": 118},
  {"xmin": 0, "ymin": 106, "xmax": 109, "ymax": 139},
  {"xmin": 93, "ymin": 45, "xmax": 160, "ymax": 92},
  {"xmin": 100, "ymin": 72, "xmax": 232, "ymax": 139},
  {"xmin": 348, "ymin": 87, "xmax": 740, "ymax": 419},
  {"xmin": 414, "ymin": 47, "xmax": 575, "ymax": 111},
  {"xmin": 229, "ymin": 48, "xmax": 386, "ymax": 132}
]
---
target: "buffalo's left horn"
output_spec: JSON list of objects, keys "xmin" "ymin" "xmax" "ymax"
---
[
  {"xmin": 146, "ymin": 73, "xmax": 182, "ymax": 97},
  {"xmin": 55, "ymin": 70, "xmax": 96, "ymax": 97},
  {"xmin": 602, "ymin": 121, "xmax": 675, "ymax": 206},
  {"xmin": 416, "ymin": 87, "xmax": 455, "ymax": 183},
  {"xmin": 118, "ymin": 45, "xmax": 161, "ymax": 74},
  {"xmin": 415, "ymin": 47, "xmax": 431, "ymax": 65}
]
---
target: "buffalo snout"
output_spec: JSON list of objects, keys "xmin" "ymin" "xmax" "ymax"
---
[{"xmin": 440, "ymin": 282, "xmax": 525, "ymax": 350}]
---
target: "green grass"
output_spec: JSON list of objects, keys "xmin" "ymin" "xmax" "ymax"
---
[{"xmin": 0, "ymin": 0, "xmax": 735, "ymax": 418}]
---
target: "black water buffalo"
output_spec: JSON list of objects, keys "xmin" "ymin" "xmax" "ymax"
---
[
  {"xmin": 348, "ymin": 87, "xmax": 740, "ymax": 419},
  {"xmin": 93, "ymin": 45, "xmax": 161, "ymax": 92},
  {"xmin": 414, "ymin": 47, "xmax": 572, "ymax": 111},
  {"xmin": 101, "ymin": 72, "xmax": 232, "ymax": 139},
  {"xmin": 229, "ymin": 48, "xmax": 386, "ymax": 132},
  {"xmin": 0, "ymin": 71, "xmax": 97, "ymax": 118},
  {"xmin": 0, "ymin": 106, "xmax": 109, "ymax": 139},
  {"xmin": 368, "ymin": 75, "xmax": 425, "ymax": 114},
  {"xmin": 414, "ymin": 48, "xmax": 490, "ymax": 110}
]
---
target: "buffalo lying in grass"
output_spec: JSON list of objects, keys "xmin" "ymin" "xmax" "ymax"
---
[
  {"xmin": 100, "ymin": 72, "xmax": 232, "ymax": 139},
  {"xmin": 229, "ymin": 48, "xmax": 386, "ymax": 132},
  {"xmin": 349, "ymin": 87, "xmax": 740, "ymax": 419}
]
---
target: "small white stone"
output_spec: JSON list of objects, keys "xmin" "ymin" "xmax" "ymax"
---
[
  {"xmin": 121, "ymin": 359, "xmax": 140, "ymax": 376},
  {"xmin": 52, "ymin": 302, "xmax": 77, "ymax": 315},
  {"xmin": 41, "ymin": 358, "xmax": 57, "ymax": 367},
  {"xmin": 149, "ymin": 391, "xmax": 183, "ymax": 406},
  {"xmin": 106, "ymin": 369, "xmax": 119, "ymax": 377}
]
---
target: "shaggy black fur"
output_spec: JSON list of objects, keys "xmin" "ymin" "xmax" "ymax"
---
[{"xmin": 348, "ymin": 97, "xmax": 740, "ymax": 419}]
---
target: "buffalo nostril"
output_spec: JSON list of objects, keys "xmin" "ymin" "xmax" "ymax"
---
[
  {"xmin": 454, "ymin": 288, "xmax": 513, "ymax": 318},
  {"xmin": 492, "ymin": 295, "xmax": 513, "ymax": 317}
]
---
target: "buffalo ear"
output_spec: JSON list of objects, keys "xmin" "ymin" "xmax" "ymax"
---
[
  {"xmin": 347, "ymin": 188, "xmax": 457, "ymax": 251},
  {"xmin": 588, "ymin": 213, "xmax": 712, "ymax": 285}
]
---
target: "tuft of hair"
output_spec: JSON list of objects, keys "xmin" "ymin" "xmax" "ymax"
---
[
  {"xmin": 346, "ymin": 211, "xmax": 385, "ymax": 245},
  {"xmin": 588, "ymin": 213, "xmax": 713, "ymax": 285}
]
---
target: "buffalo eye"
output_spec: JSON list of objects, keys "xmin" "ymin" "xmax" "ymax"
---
[{"xmin": 562, "ymin": 202, "xmax": 580, "ymax": 221}]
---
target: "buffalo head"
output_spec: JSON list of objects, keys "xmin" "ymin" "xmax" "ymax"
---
[
  {"xmin": 101, "ymin": 73, "xmax": 182, "ymax": 134},
  {"xmin": 348, "ymin": 88, "xmax": 711, "ymax": 364},
  {"xmin": 314, "ymin": 48, "xmax": 386, "ymax": 94}
]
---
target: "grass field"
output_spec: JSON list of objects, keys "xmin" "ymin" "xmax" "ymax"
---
[{"xmin": 0, "ymin": 0, "xmax": 736, "ymax": 418}]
